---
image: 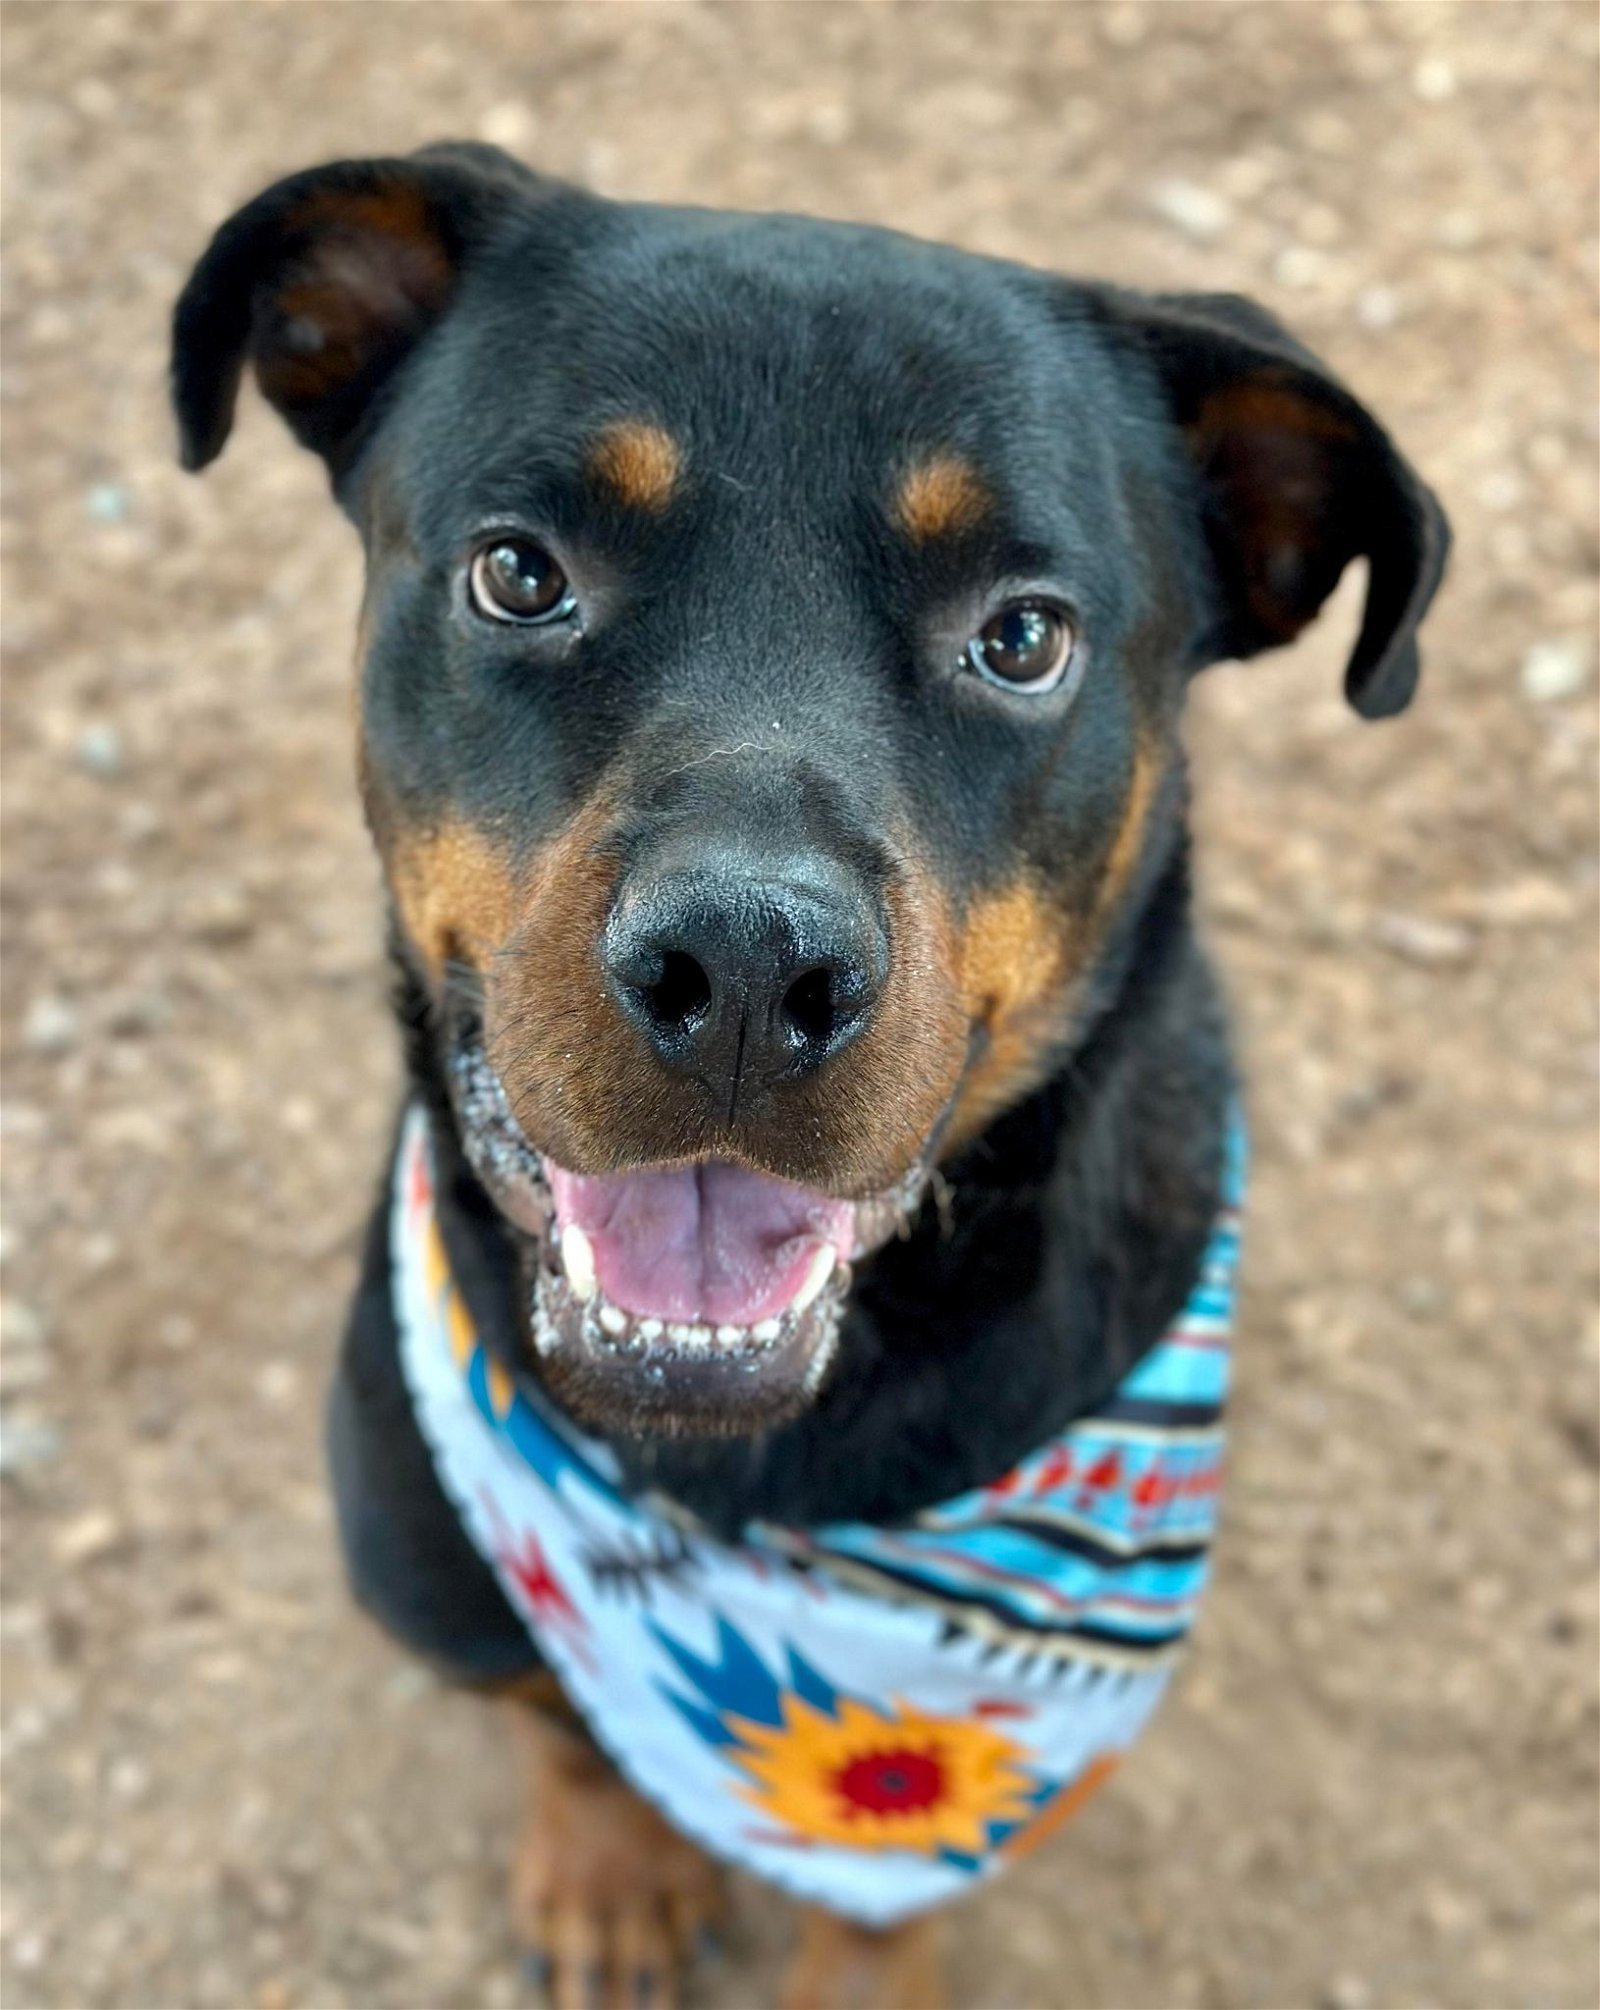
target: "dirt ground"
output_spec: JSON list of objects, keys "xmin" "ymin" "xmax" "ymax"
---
[{"xmin": 1, "ymin": 5, "xmax": 1596, "ymax": 2007}]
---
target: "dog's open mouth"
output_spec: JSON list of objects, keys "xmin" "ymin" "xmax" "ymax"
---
[{"xmin": 447, "ymin": 1030, "xmax": 926, "ymax": 1436}]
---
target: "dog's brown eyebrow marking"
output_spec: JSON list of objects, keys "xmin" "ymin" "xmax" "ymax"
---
[
  {"xmin": 586, "ymin": 421, "xmax": 684, "ymax": 512},
  {"xmin": 894, "ymin": 453, "xmax": 990, "ymax": 542}
]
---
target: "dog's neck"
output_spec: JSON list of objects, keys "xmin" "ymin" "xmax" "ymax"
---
[{"xmin": 393, "ymin": 836, "xmax": 1235, "ymax": 1537}]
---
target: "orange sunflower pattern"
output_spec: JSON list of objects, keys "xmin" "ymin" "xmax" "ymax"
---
[
  {"xmin": 653, "ymin": 1615, "xmax": 1055, "ymax": 1861},
  {"xmin": 730, "ymin": 1690, "xmax": 1037, "ymax": 1856}
]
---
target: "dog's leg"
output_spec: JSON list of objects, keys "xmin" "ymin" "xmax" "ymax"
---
[
  {"xmin": 507, "ymin": 1696, "xmax": 727, "ymax": 2010},
  {"xmin": 780, "ymin": 1907, "xmax": 946, "ymax": 2010}
]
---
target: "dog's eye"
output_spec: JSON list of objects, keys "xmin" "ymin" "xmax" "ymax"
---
[
  {"xmin": 468, "ymin": 539, "xmax": 573, "ymax": 624},
  {"xmin": 965, "ymin": 604, "xmax": 1076, "ymax": 695}
]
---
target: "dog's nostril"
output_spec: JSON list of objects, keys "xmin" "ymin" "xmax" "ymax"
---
[
  {"xmin": 781, "ymin": 966, "xmax": 839, "ymax": 1048},
  {"xmin": 642, "ymin": 949, "xmax": 713, "ymax": 1034}
]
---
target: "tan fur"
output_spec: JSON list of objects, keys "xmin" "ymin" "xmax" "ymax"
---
[
  {"xmin": 508, "ymin": 1703, "xmax": 727, "ymax": 2010},
  {"xmin": 943, "ymin": 876, "xmax": 1076, "ymax": 1155},
  {"xmin": 781, "ymin": 1908, "xmax": 946, "ymax": 2010},
  {"xmin": 587, "ymin": 420, "xmax": 684, "ymax": 512},
  {"xmin": 894, "ymin": 454, "xmax": 989, "ymax": 542},
  {"xmin": 1094, "ymin": 739, "xmax": 1159, "ymax": 922},
  {"xmin": 942, "ymin": 741, "xmax": 1164, "ymax": 1155},
  {"xmin": 386, "ymin": 815, "xmax": 521, "ymax": 983}
]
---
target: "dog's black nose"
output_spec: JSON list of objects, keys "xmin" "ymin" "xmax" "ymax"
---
[{"xmin": 603, "ymin": 861, "xmax": 887, "ymax": 1100}]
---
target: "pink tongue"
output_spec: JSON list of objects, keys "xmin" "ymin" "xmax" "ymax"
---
[{"xmin": 546, "ymin": 1160, "xmax": 855, "ymax": 1326}]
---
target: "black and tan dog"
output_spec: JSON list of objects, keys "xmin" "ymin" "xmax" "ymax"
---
[{"xmin": 171, "ymin": 143, "xmax": 1447, "ymax": 2008}]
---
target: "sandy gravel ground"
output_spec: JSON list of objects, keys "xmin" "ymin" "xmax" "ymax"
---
[{"xmin": 2, "ymin": 5, "xmax": 1596, "ymax": 2006}]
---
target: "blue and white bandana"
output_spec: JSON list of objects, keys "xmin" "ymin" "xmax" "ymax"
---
[{"xmin": 393, "ymin": 1106, "xmax": 1245, "ymax": 1925}]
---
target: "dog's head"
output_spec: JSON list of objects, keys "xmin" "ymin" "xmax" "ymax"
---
[{"xmin": 173, "ymin": 144, "xmax": 1448, "ymax": 1437}]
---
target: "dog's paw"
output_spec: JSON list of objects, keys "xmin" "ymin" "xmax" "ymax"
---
[
  {"xmin": 780, "ymin": 1908, "xmax": 945, "ymax": 2010},
  {"xmin": 510, "ymin": 1711, "xmax": 727, "ymax": 2010}
]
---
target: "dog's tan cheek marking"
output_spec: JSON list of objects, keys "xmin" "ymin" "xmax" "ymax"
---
[
  {"xmin": 894, "ymin": 453, "xmax": 990, "ymax": 542},
  {"xmin": 386, "ymin": 817, "xmax": 522, "ymax": 983},
  {"xmin": 482, "ymin": 791, "xmax": 633, "ymax": 1153},
  {"xmin": 586, "ymin": 421, "xmax": 684, "ymax": 512},
  {"xmin": 1094, "ymin": 739, "xmax": 1159, "ymax": 922},
  {"xmin": 942, "ymin": 877, "xmax": 1077, "ymax": 1155},
  {"xmin": 941, "ymin": 745, "xmax": 1164, "ymax": 1153}
]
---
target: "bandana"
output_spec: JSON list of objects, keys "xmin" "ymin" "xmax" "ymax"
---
[{"xmin": 394, "ymin": 1106, "xmax": 1244, "ymax": 1925}]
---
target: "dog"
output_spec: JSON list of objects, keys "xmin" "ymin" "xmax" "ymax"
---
[{"xmin": 171, "ymin": 142, "xmax": 1448, "ymax": 2009}]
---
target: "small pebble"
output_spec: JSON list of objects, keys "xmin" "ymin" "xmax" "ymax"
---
[
  {"xmin": 186, "ymin": 885, "xmax": 254, "ymax": 945},
  {"xmin": 476, "ymin": 101, "xmax": 538, "ymax": 152},
  {"xmin": 1400, "ymin": 1276, "xmax": 1445, "ymax": 1318},
  {"xmin": 1477, "ymin": 467, "xmax": 1525, "ymax": 513},
  {"xmin": 1372, "ymin": 911, "xmax": 1474, "ymax": 966},
  {"xmin": 1412, "ymin": 56, "xmax": 1457, "ymax": 103},
  {"xmin": 1436, "ymin": 209, "xmax": 1482, "ymax": 250},
  {"xmin": 2, "ymin": 1300, "xmax": 47, "ymax": 1351},
  {"xmin": 107, "ymin": 1755, "xmax": 150, "ymax": 1801},
  {"xmin": 84, "ymin": 482, "xmax": 129, "ymax": 524},
  {"xmin": 71, "ymin": 75, "xmax": 116, "ymax": 120},
  {"xmin": 1148, "ymin": 177, "xmax": 1232, "ymax": 242},
  {"xmin": 1272, "ymin": 244, "xmax": 1329, "ymax": 289},
  {"xmin": 1354, "ymin": 284, "xmax": 1400, "ymax": 330},
  {"xmin": 76, "ymin": 720, "xmax": 123, "ymax": 778},
  {"xmin": 254, "ymin": 1359, "xmax": 299, "ymax": 1407},
  {"xmin": 52, "ymin": 1508, "xmax": 123, "ymax": 1566},
  {"xmin": 0, "ymin": 1417, "xmax": 61, "ymax": 1475},
  {"xmin": 22, "ymin": 993, "xmax": 78, "ymax": 1055},
  {"xmin": 1469, "ymin": 876, "xmax": 1576, "ymax": 927},
  {"xmin": 1521, "ymin": 635, "xmax": 1591, "ymax": 703},
  {"xmin": 9, "ymin": 1930, "xmax": 48, "ymax": 1973}
]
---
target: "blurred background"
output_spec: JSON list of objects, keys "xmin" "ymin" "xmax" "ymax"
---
[{"xmin": 1, "ymin": 5, "xmax": 1596, "ymax": 2006}]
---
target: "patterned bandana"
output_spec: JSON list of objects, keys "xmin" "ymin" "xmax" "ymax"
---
[{"xmin": 394, "ymin": 1106, "xmax": 1245, "ymax": 1926}]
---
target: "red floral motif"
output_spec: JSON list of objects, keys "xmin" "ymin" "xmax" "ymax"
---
[
  {"xmin": 477, "ymin": 1489, "xmax": 594, "ymax": 1669},
  {"xmin": 832, "ymin": 1746, "xmax": 947, "ymax": 1818}
]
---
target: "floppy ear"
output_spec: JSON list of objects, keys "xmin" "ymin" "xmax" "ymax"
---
[
  {"xmin": 1100, "ymin": 289, "xmax": 1450, "ymax": 718},
  {"xmin": 171, "ymin": 143, "xmax": 556, "ymax": 477}
]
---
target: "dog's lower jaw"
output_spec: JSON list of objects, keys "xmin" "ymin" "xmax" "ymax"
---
[{"xmin": 443, "ymin": 1022, "xmax": 929, "ymax": 1440}]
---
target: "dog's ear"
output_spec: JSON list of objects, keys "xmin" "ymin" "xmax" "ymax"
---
[
  {"xmin": 1098, "ymin": 288, "xmax": 1450, "ymax": 718},
  {"xmin": 171, "ymin": 143, "xmax": 560, "ymax": 478}
]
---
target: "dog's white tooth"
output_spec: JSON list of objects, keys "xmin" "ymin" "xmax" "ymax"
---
[
  {"xmin": 639, "ymin": 1319, "xmax": 663, "ymax": 1342},
  {"xmin": 561, "ymin": 1224, "xmax": 597, "ymax": 1300},
  {"xmin": 668, "ymin": 1322, "xmax": 697, "ymax": 1345},
  {"xmin": 599, "ymin": 1304, "xmax": 627, "ymax": 1336},
  {"xmin": 715, "ymin": 1324, "xmax": 743, "ymax": 1345},
  {"xmin": 752, "ymin": 1318, "xmax": 782, "ymax": 1342},
  {"xmin": 790, "ymin": 1243, "xmax": 837, "ymax": 1316}
]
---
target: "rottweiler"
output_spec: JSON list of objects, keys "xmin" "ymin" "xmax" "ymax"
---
[{"xmin": 171, "ymin": 142, "xmax": 1448, "ymax": 2010}]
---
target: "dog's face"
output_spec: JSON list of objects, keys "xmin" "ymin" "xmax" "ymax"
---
[{"xmin": 174, "ymin": 144, "xmax": 1447, "ymax": 1438}]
